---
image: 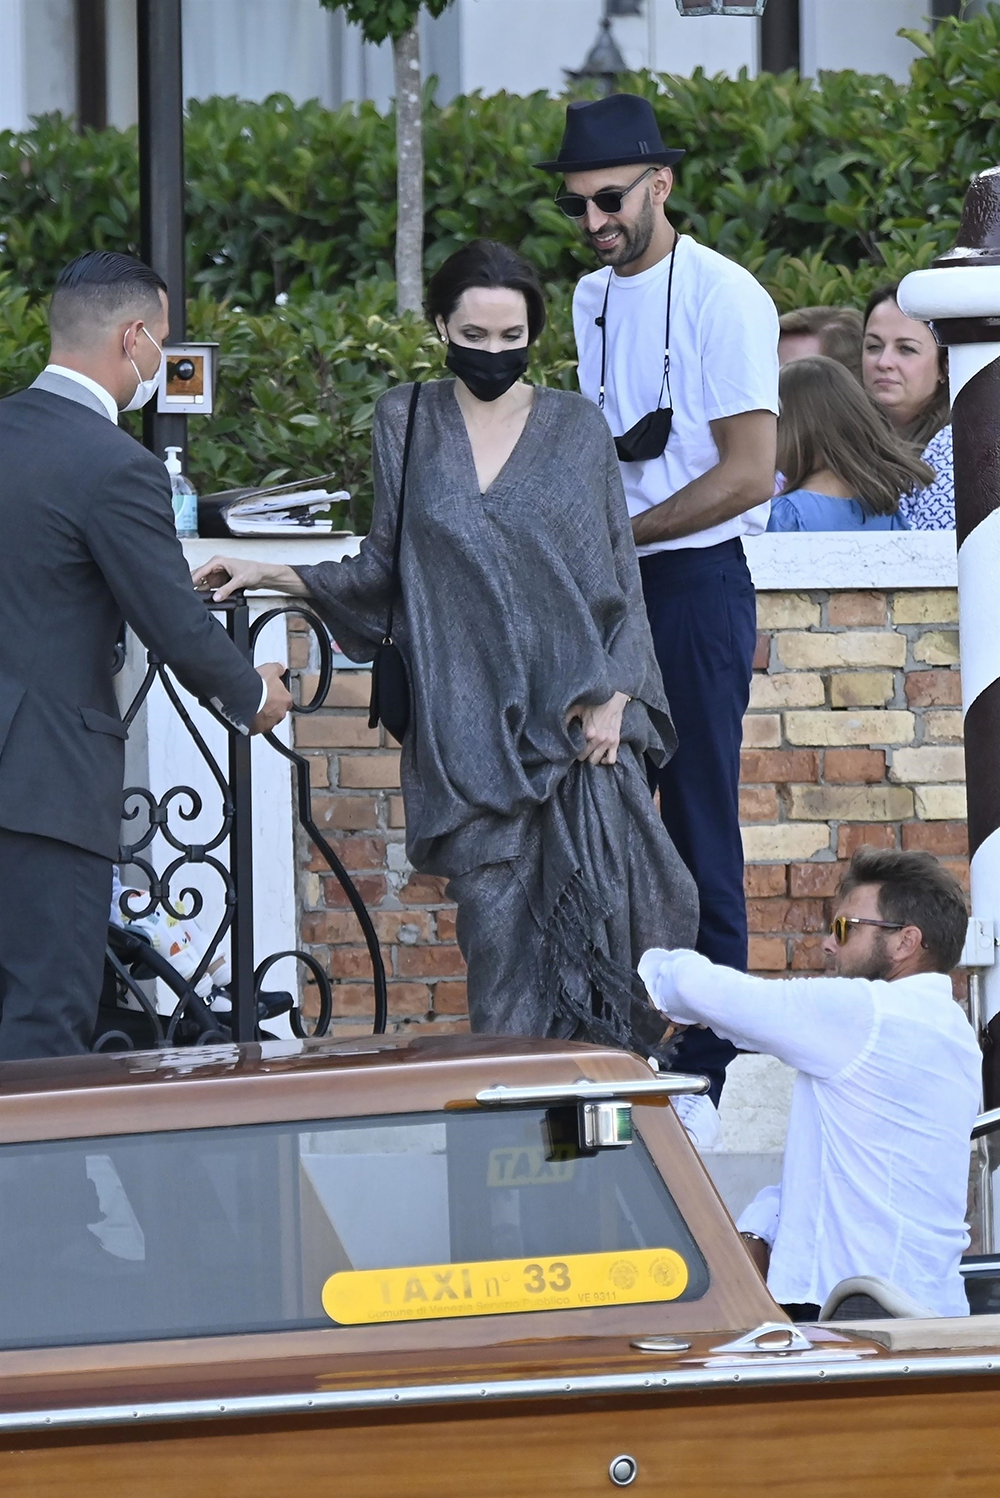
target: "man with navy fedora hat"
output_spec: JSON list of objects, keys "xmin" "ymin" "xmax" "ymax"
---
[
  {"xmin": 535, "ymin": 93, "xmax": 686, "ymax": 176},
  {"xmin": 538, "ymin": 94, "xmax": 780, "ymax": 1103}
]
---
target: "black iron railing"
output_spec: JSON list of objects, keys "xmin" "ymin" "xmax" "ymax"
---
[{"xmin": 99, "ymin": 594, "xmax": 387, "ymax": 1050}]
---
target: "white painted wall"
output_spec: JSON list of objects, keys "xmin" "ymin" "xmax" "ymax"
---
[
  {"xmin": 0, "ymin": 0, "xmax": 948, "ymax": 133},
  {"xmin": 0, "ymin": 0, "xmax": 26, "ymax": 131},
  {"xmin": 603, "ymin": 0, "xmax": 758, "ymax": 80},
  {"xmin": 106, "ymin": 0, "xmax": 137, "ymax": 129},
  {"xmin": 800, "ymin": 0, "xmax": 929, "ymax": 81},
  {"xmin": 0, "ymin": 0, "xmax": 76, "ymax": 130},
  {"xmin": 181, "ymin": 0, "xmax": 340, "ymax": 109},
  {"xmin": 22, "ymin": 0, "xmax": 75, "ymax": 119},
  {"xmin": 327, "ymin": 5, "xmax": 461, "ymax": 115},
  {"xmin": 454, "ymin": 0, "xmax": 756, "ymax": 98}
]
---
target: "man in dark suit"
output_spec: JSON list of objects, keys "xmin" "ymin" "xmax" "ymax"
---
[{"xmin": 0, "ymin": 250, "xmax": 292, "ymax": 1061}]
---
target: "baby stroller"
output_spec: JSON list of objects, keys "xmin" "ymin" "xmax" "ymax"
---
[{"xmin": 92, "ymin": 922, "xmax": 304, "ymax": 1052}]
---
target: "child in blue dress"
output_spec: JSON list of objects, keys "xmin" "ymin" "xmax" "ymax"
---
[{"xmin": 768, "ymin": 356, "xmax": 932, "ymax": 532}]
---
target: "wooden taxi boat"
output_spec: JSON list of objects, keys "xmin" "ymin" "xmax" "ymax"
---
[{"xmin": 0, "ymin": 1033, "xmax": 998, "ymax": 1496}]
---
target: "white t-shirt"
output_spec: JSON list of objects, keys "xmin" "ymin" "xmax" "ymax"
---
[
  {"xmin": 573, "ymin": 235, "xmax": 780, "ymax": 555},
  {"xmin": 639, "ymin": 949, "xmax": 981, "ymax": 1317}
]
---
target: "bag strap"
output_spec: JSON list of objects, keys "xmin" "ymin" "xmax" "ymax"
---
[{"xmin": 384, "ymin": 380, "xmax": 421, "ymax": 643}]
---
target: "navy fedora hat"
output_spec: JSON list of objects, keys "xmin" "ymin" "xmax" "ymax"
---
[{"xmin": 534, "ymin": 94, "xmax": 684, "ymax": 175}]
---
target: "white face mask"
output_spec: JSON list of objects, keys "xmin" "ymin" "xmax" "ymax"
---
[{"xmin": 120, "ymin": 326, "xmax": 164, "ymax": 412}]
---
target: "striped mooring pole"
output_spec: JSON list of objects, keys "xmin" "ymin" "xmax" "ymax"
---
[{"xmin": 899, "ymin": 167, "xmax": 1000, "ymax": 1108}]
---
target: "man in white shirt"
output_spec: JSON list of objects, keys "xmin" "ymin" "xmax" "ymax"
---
[
  {"xmin": 640, "ymin": 847, "xmax": 981, "ymax": 1319},
  {"xmin": 536, "ymin": 95, "xmax": 780, "ymax": 1103}
]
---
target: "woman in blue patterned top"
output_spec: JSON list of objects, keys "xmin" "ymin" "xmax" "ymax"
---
[
  {"xmin": 862, "ymin": 284, "xmax": 953, "ymax": 530},
  {"xmin": 768, "ymin": 357, "xmax": 932, "ymax": 533},
  {"xmin": 901, "ymin": 425, "xmax": 955, "ymax": 531}
]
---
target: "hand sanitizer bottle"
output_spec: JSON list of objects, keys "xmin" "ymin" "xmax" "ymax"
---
[{"xmin": 164, "ymin": 446, "xmax": 198, "ymax": 538}]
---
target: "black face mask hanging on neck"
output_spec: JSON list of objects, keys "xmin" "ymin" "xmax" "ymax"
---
[
  {"xmin": 597, "ymin": 239, "xmax": 678, "ymax": 464},
  {"xmin": 613, "ymin": 406, "xmax": 673, "ymax": 464},
  {"xmin": 446, "ymin": 342, "xmax": 529, "ymax": 403}
]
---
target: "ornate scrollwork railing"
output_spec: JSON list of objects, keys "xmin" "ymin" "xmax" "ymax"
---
[{"xmin": 99, "ymin": 594, "xmax": 387, "ymax": 1050}]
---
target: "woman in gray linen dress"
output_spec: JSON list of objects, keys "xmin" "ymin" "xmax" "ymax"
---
[{"xmin": 194, "ymin": 241, "xmax": 697, "ymax": 1055}]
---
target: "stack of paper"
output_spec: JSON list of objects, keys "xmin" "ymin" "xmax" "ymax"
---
[
  {"xmin": 225, "ymin": 488, "xmax": 352, "ymax": 536},
  {"xmin": 199, "ymin": 470, "xmax": 355, "ymax": 539}
]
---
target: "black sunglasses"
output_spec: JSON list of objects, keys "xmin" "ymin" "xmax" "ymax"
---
[{"xmin": 554, "ymin": 167, "xmax": 656, "ymax": 221}]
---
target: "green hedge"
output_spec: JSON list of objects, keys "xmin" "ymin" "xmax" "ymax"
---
[
  {"xmin": 0, "ymin": 273, "xmax": 575, "ymax": 528},
  {"xmin": 2, "ymin": 9, "xmax": 1000, "ymax": 524},
  {"xmin": 5, "ymin": 12, "xmax": 1000, "ymax": 302}
]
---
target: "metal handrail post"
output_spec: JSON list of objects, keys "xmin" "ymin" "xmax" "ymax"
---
[
  {"xmin": 962, "ymin": 918, "xmax": 998, "ymax": 1254},
  {"xmin": 227, "ymin": 599, "xmax": 256, "ymax": 1042},
  {"xmin": 970, "ymin": 969, "xmax": 995, "ymax": 1254},
  {"xmin": 136, "ymin": 0, "xmax": 187, "ymax": 467}
]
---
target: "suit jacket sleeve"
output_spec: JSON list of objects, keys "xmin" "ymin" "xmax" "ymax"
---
[
  {"xmin": 84, "ymin": 450, "xmax": 263, "ymax": 730},
  {"xmin": 291, "ymin": 387, "xmax": 401, "ymax": 660}
]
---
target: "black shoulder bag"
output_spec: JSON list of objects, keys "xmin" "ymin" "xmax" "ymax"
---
[{"xmin": 368, "ymin": 381, "xmax": 421, "ymax": 744}]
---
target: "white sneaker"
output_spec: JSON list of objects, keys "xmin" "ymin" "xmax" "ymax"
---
[{"xmin": 672, "ymin": 1092, "xmax": 722, "ymax": 1152}]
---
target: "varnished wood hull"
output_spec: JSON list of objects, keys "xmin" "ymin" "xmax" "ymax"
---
[{"xmin": 4, "ymin": 1378, "xmax": 1000, "ymax": 1497}]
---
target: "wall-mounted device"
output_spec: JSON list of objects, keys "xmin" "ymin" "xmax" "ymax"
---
[{"xmin": 157, "ymin": 342, "xmax": 219, "ymax": 416}]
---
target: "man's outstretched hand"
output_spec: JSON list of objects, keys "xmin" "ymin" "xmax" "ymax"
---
[{"xmin": 253, "ymin": 662, "xmax": 293, "ymax": 735}]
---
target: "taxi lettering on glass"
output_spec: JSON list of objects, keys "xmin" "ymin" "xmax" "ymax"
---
[
  {"xmin": 486, "ymin": 1144, "xmax": 575, "ymax": 1187},
  {"xmin": 322, "ymin": 1248, "xmax": 689, "ymax": 1325}
]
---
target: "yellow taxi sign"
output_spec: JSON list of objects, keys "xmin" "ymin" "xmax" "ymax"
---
[{"xmin": 322, "ymin": 1248, "xmax": 689, "ymax": 1325}]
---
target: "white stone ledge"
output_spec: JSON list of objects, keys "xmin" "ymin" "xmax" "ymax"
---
[
  {"xmin": 743, "ymin": 531, "xmax": 957, "ymax": 592},
  {"xmin": 183, "ymin": 532, "xmax": 959, "ymax": 598}
]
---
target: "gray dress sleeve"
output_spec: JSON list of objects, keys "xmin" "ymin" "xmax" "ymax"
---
[{"xmin": 291, "ymin": 386, "xmax": 410, "ymax": 661}]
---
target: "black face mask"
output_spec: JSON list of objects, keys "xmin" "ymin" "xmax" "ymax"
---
[
  {"xmin": 446, "ymin": 342, "xmax": 529, "ymax": 402},
  {"xmin": 615, "ymin": 407, "xmax": 674, "ymax": 464}
]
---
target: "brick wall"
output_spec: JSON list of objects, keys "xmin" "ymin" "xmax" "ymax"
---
[
  {"xmin": 290, "ymin": 587, "xmax": 967, "ymax": 1030},
  {"xmin": 743, "ymin": 588, "xmax": 966, "ymax": 977}
]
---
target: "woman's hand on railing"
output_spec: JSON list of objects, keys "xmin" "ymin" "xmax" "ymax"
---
[
  {"xmin": 566, "ymin": 690, "xmax": 629, "ymax": 766},
  {"xmin": 192, "ymin": 555, "xmax": 309, "ymax": 602}
]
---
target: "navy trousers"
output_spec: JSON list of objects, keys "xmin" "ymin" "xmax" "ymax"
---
[{"xmin": 640, "ymin": 538, "xmax": 757, "ymax": 1105}]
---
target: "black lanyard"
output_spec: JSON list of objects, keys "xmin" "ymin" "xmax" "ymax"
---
[{"xmin": 597, "ymin": 236, "xmax": 678, "ymax": 415}]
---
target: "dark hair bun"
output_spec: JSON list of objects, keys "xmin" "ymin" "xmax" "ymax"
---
[{"xmin": 425, "ymin": 239, "xmax": 546, "ymax": 344}]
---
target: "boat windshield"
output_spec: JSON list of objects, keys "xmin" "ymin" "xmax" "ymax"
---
[{"xmin": 0, "ymin": 1107, "xmax": 708, "ymax": 1349}]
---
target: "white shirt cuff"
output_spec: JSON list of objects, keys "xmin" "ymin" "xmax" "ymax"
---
[
  {"xmin": 209, "ymin": 677, "xmax": 265, "ymax": 735},
  {"xmin": 736, "ymin": 1184, "xmax": 781, "ymax": 1246},
  {"xmin": 637, "ymin": 947, "xmax": 712, "ymax": 1024}
]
